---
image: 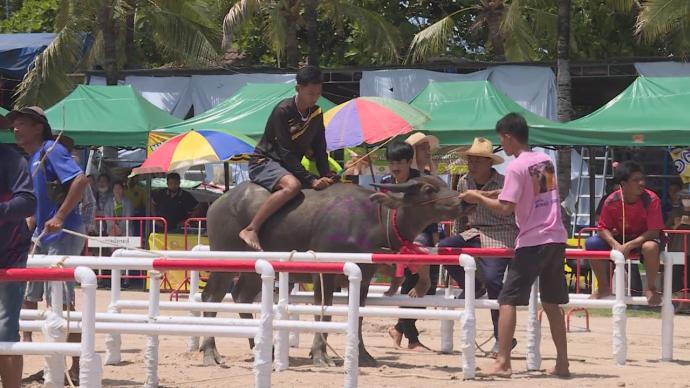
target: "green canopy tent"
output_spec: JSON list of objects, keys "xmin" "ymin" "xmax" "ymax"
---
[
  {"xmin": 543, "ymin": 77, "xmax": 690, "ymax": 146},
  {"xmin": 409, "ymin": 80, "xmax": 564, "ymax": 146},
  {"xmin": 0, "ymin": 85, "xmax": 181, "ymax": 147},
  {"xmin": 156, "ymin": 83, "xmax": 337, "ymax": 139}
]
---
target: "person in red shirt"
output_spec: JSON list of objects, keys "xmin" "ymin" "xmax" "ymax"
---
[{"xmin": 585, "ymin": 161, "xmax": 664, "ymax": 305}]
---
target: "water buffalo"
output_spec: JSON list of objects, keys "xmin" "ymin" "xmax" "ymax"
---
[{"xmin": 201, "ymin": 175, "xmax": 461, "ymax": 366}]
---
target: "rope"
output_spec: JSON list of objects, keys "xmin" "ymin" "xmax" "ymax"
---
[{"xmin": 307, "ymin": 249, "xmax": 344, "ymax": 362}]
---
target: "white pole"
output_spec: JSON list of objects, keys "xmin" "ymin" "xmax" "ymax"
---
[
  {"xmin": 343, "ymin": 262, "xmax": 361, "ymax": 388},
  {"xmin": 526, "ymin": 280, "xmax": 541, "ymax": 371},
  {"xmin": 459, "ymin": 254, "xmax": 476, "ymax": 379},
  {"xmin": 75, "ymin": 267, "xmax": 103, "ymax": 388},
  {"xmin": 661, "ymin": 251, "xmax": 674, "ymax": 361},
  {"xmin": 187, "ymin": 270, "xmax": 200, "ymax": 352},
  {"xmin": 440, "ymin": 266, "xmax": 454, "ymax": 354},
  {"xmin": 289, "ymin": 283, "xmax": 300, "ymax": 348},
  {"xmin": 254, "ymin": 260, "xmax": 274, "ymax": 388},
  {"xmin": 44, "ymin": 281, "xmax": 66, "ymax": 388},
  {"xmin": 105, "ymin": 267, "xmax": 122, "ymax": 365},
  {"xmin": 275, "ymin": 263, "xmax": 290, "ymax": 371},
  {"xmin": 612, "ymin": 250, "xmax": 627, "ymax": 365},
  {"xmin": 144, "ymin": 271, "xmax": 161, "ymax": 388}
]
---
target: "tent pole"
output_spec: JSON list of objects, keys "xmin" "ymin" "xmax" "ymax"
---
[
  {"xmin": 224, "ymin": 162, "xmax": 230, "ymax": 192},
  {"xmin": 589, "ymin": 146, "xmax": 596, "ymax": 227},
  {"xmin": 365, "ymin": 145, "xmax": 377, "ymax": 189},
  {"xmin": 145, "ymin": 175, "xmax": 152, "ymax": 248}
]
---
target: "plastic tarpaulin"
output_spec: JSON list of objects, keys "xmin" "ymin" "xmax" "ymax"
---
[
  {"xmin": 0, "ymin": 33, "xmax": 55, "ymax": 78},
  {"xmin": 409, "ymin": 80, "xmax": 563, "ymax": 146},
  {"xmin": 157, "ymin": 83, "xmax": 336, "ymax": 139},
  {"xmin": 553, "ymin": 77, "xmax": 690, "ymax": 146},
  {"xmin": 188, "ymin": 74, "xmax": 295, "ymax": 114},
  {"xmin": 360, "ymin": 65, "xmax": 557, "ymax": 119},
  {"xmin": 635, "ymin": 61, "xmax": 690, "ymax": 77},
  {"xmin": 0, "ymin": 85, "xmax": 181, "ymax": 147}
]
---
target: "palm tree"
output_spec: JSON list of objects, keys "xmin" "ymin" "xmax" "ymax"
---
[
  {"xmin": 15, "ymin": 0, "xmax": 222, "ymax": 107},
  {"xmin": 636, "ymin": 0, "xmax": 690, "ymax": 55},
  {"xmin": 556, "ymin": 0, "xmax": 572, "ymax": 220},
  {"xmin": 221, "ymin": 0, "xmax": 402, "ymax": 68}
]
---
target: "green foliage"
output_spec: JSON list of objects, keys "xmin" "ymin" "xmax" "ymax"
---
[{"xmin": 0, "ymin": 0, "xmax": 59, "ymax": 32}]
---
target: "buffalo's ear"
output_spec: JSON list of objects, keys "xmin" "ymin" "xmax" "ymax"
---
[
  {"xmin": 369, "ymin": 192, "xmax": 403, "ymax": 209},
  {"xmin": 370, "ymin": 180, "xmax": 421, "ymax": 194}
]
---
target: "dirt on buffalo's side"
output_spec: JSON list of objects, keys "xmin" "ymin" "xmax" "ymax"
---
[{"xmin": 20, "ymin": 290, "xmax": 690, "ymax": 387}]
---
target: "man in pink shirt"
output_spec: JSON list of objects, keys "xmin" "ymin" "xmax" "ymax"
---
[{"xmin": 461, "ymin": 113, "xmax": 569, "ymax": 378}]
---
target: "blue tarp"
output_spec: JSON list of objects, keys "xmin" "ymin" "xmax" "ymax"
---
[{"xmin": 0, "ymin": 33, "xmax": 55, "ymax": 78}]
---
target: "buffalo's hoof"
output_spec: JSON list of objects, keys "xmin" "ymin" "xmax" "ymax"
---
[
  {"xmin": 201, "ymin": 347, "xmax": 225, "ymax": 366},
  {"xmin": 309, "ymin": 350, "xmax": 336, "ymax": 367},
  {"xmin": 358, "ymin": 349, "xmax": 377, "ymax": 367}
]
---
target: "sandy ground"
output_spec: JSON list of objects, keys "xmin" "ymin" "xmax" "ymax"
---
[{"xmin": 19, "ymin": 289, "xmax": 690, "ymax": 387}]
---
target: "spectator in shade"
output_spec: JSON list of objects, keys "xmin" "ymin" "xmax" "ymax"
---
[
  {"xmin": 152, "ymin": 172, "xmax": 198, "ymax": 231},
  {"xmin": 104, "ymin": 181, "xmax": 134, "ymax": 236}
]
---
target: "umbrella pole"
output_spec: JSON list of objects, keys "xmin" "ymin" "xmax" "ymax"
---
[
  {"xmin": 224, "ymin": 162, "xmax": 230, "ymax": 192},
  {"xmin": 365, "ymin": 145, "xmax": 377, "ymax": 188}
]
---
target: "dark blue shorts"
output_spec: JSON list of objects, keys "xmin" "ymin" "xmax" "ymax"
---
[{"xmin": 249, "ymin": 157, "xmax": 291, "ymax": 192}]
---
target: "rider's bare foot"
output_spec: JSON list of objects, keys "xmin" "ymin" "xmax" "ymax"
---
[
  {"xmin": 407, "ymin": 341, "xmax": 432, "ymax": 352},
  {"xmin": 646, "ymin": 289, "xmax": 662, "ymax": 306},
  {"xmin": 548, "ymin": 362, "xmax": 571, "ymax": 378},
  {"xmin": 239, "ymin": 228, "xmax": 263, "ymax": 251},
  {"xmin": 590, "ymin": 289, "xmax": 612, "ymax": 299},
  {"xmin": 387, "ymin": 326, "xmax": 402, "ymax": 348}
]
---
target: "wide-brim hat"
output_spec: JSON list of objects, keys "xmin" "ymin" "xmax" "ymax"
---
[
  {"xmin": 5, "ymin": 106, "xmax": 52, "ymax": 140},
  {"xmin": 459, "ymin": 137, "xmax": 504, "ymax": 165},
  {"xmin": 405, "ymin": 132, "xmax": 439, "ymax": 151}
]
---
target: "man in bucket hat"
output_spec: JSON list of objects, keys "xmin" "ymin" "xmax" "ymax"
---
[
  {"xmin": 8, "ymin": 106, "xmax": 88, "ymax": 384},
  {"xmin": 438, "ymin": 137, "xmax": 518, "ymax": 356}
]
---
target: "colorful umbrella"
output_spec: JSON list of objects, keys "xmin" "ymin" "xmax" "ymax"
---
[
  {"xmin": 324, "ymin": 97, "xmax": 430, "ymax": 151},
  {"xmin": 133, "ymin": 130, "xmax": 256, "ymax": 175}
]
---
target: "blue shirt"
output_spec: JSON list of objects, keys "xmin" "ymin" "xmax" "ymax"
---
[
  {"xmin": 0, "ymin": 145, "xmax": 36, "ymax": 267},
  {"xmin": 30, "ymin": 141, "xmax": 83, "ymax": 244}
]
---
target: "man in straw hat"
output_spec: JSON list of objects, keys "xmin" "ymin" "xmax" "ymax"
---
[
  {"xmin": 405, "ymin": 132, "xmax": 439, "ymax": 175},
  {"xmin": 0, "ymin": 110, "xmax": 36, "ymax": 388},
  {"xmin": 8, "ymin": 106, "xmax": 88, "ymax": 383},
  {"xmin": 438, "ymin": 137, "xmax": 518, "ymax": 356},
  {"xmin": 461, "ymin": 113, "xmax": 569, "ymax": 377}
]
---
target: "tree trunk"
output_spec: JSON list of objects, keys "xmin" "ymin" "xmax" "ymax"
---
[
  {"xmin": 124, "ymin": 0, "xmax": 137, "ymax": 69},
  {"xmin": 556, "ymin": 0, "xmax": 572, "ymax": 231},
  {"xmin": 99, "ymin": 1, "xmax": 118, "ymax": 85},
  {"xmin": 282, "ymin": 0, "xmax": 300, "ymax": 68},
  {"xmin": 304, "ymin": 0, "xmax": 319, "ymax": 67},
  {"xmin": 485, "ymin": 1, "xmax": 506, "ymax": 61}
]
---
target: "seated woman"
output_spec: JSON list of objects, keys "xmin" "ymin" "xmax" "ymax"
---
[{"xmin": 104, "ymin": 181, "xmax": 134, "ymax": 236}]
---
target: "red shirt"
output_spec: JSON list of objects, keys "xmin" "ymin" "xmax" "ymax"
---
[{"xmin": 598, "ymin": 188, "xmax": 664, "ymax": 240}]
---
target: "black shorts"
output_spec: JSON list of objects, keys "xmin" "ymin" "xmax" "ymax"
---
[
  {"xmin": 498, "ymin": 243, "xmax": 569, "ymax": 306},
  {"xmin": 248, "ymin": 157, "xmax": 291, "ymax": 191}
]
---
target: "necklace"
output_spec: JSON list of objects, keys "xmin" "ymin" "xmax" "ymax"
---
[{"xmin": 294, "ymin": 96, "xmax": 310, "ymax": 121}]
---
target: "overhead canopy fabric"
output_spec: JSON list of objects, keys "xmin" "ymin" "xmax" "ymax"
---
[
  {"xmin": 0, "ymin": 85, "xmax": 181, "ymax": 147},
  {"xmin": 409, "ymin": 80, "xmax": 562, "ymax": 146},
  {"xmin": 157, "ymin": 83, "xmax": 336, "ymax": 139},
  {"xmin": 551, "ymin": 77, "xmax": 690, "ymax": 146},
  {"xmin": 0, "ymin": 33, "xmax": 55, "ymax": 78}
]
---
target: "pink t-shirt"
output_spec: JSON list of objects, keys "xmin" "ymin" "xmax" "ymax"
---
[{"xmin": 498, "ymin": 151, "xmax": 567, "ymax": 249}]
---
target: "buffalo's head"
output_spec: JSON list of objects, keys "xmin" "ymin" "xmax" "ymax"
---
[{"xmin": 369, "ymin": 175, "xmax": 462, "ymax": 222}]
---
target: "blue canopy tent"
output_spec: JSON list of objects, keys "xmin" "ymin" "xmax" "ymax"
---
[{"xmin": 0, "ymin": 33, "xmax": 56, "ymax": 78}]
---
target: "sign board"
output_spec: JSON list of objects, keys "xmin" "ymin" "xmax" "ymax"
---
[{"xmin": 88, "ymin": 236, "xmax": 141, "ymax": 249}]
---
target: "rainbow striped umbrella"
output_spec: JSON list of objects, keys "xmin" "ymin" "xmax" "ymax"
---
[
  {"xmin": 133, "ymin": 130, "xmax": 255, "ymax": 175},
  {"xmin": 324, "ymin": 97, "xmax": 430, "ymax": 151}
]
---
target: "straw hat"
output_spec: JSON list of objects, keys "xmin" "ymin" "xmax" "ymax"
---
[
  {"xmin": 405, "ymin": 132, "xmax": 439, "ymax": 150},
  {"xmin": 459, "ymin": 137, "xmax": 504, "ymax": 165}
]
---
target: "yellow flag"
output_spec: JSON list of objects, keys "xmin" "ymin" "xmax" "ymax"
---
[{"xmin": 670, "ymin": 148, "xmax": 690, "ymax": 184}]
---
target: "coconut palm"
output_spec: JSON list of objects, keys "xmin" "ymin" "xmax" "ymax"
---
[
  {"xmin": 15, "ymin": 0, "xmax": 222, "ymax": 108},
  {"xmin": 221, "ymin": 0, "xmax": 402, "ymax": 68},
  {"xmin": 636, "ymin": 0, "xmax": 690, "ymax": 55}
]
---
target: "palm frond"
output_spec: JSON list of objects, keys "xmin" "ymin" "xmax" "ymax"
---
[
  {"xmin": 406, "ymin": 6, "xmax": 475, "ymax": 64},
  {"xmin": 607, "ymin": 0, "xmax": 639, "ymax": 12},
  {"xmin": 636, "ymin": 0, "xmax": 690, "ymax": 43},
  {"xmin": 14, "ymin": 26, "xmax": 89, "ymax": 107},
  {"xmin": 222, "ymin": 0, "xmax": 262, "ymax": 49},
  {"xmin": 264, "ymin": 3, "xmax": 287, "ymax": 61},
  {"xmin": 334, "ymin": 1, "xmax": 403, "ymax": 64},
  {"xmin": 501, "ymin": 0, "xmax": 538, "ymax": 61},
  {"xmin": 146, "ymin": 10, "xmax": 222, "ymax": 67}
]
